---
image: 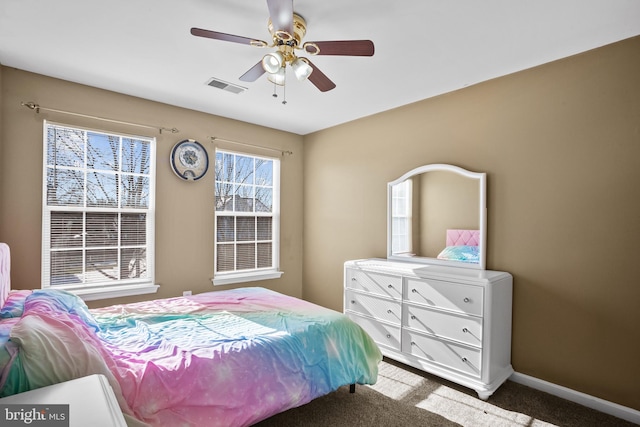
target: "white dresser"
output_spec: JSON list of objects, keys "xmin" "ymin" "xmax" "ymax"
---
[{"xmin": 344, "ymin": 258, "xmax": 513, "ymax": 400}]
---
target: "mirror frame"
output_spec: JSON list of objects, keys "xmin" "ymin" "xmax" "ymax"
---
[{"xmin": 387, "ymin": 164, "xmax": 487, "ymax": 270}]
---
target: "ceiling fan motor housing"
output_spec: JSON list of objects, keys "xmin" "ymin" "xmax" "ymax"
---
[{"xmin": 268, "ymin": 13, "xmax": 308, "ymax": 62}]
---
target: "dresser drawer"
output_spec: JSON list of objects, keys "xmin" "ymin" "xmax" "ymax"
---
[
  {"xmin": 346, "ymin": 290, "xmax": 401, "ymax": 325},
  {"xmin": 347, "ymin": 313, "xmax": 401, "ymax": 351},
  {"xmin": 402, "ymin": 330, "xmax": 481, "ymax": 378},
  {"xmin": 346, "ymin": 268, "xmax": 402, "ymax": 300},
  {"xmin": 404, "ymin": 304, "xmax": 482, "ymax": 347},
  {"xmin": 404, "ymin": 277, "xmax": 483, "ymax": 316}
]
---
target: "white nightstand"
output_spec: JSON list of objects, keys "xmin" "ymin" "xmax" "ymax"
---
[{"xmin": 0, "ymin": 374, "xmax": 127, "ymax": 427}]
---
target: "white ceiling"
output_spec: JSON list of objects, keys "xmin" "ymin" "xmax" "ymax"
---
[{"xmin": 1, "ymin": 0, "xmax": 639, "ymax": 135}]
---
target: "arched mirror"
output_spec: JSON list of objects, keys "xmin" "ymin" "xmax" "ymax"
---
[{"xmin": 387, "ymin": 164, "xmax": 486, "ymax": 270}]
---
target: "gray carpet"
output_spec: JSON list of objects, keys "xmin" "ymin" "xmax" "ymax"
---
[{"xmin": 254, "ymin": 358, "xmax": 637, "ymax": 427}]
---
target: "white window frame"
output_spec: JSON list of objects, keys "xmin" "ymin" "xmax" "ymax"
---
[
  {"xmin": 41, "ymin": 121, "xmax": 158, "ymax": 301},
  {"xmin": 212, "ymin": 149, "xmax": 283, "ymax": 286}
]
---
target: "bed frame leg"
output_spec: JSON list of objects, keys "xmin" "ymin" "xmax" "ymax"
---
[{"xmin": 349, "ymin": 384, "xmax": 356, "ymax": 393}]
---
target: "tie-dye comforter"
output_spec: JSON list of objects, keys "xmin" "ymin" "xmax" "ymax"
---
[{"xmin": 0, "ymin": 287, "xmax": 381, "ymax": 426}]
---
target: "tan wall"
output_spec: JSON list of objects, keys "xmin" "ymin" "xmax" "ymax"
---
[
  {"xmin": 303, "ymin": 36, "xmax": 640, "ymax": 410},
  {"xmin": 0, "ymin": 68, "xmax": 304, "ymax": 305}
]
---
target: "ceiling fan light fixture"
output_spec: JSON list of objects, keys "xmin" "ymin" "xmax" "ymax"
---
[
  {"xmin": 292, "ymin": 57, "xmax": 313, "ymax": 81},
  {"xmin": 262, "ymin": 51, "xmax": 284, "ymax": 74},
  {"xmin": 267, "ymin": 66, "xmax": 286, "ymax": 85}
]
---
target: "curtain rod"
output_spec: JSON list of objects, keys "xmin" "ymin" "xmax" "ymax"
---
[
  {"xmin": 210, "ymin": 136, "xmax": 293, "ymax": 156},
  {"xmin": 21, "ymin": 102, "xmax": 179, "ymax": 134}
]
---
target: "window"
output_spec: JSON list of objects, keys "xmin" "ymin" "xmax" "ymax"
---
[
  {"xmin": 41, "ymin": 121, "xmax": 158, "ymax": 300},
  {"xmin": 213, "ymin": 150, "xmax": 282, "ymax": 285},
  {"xmin": 391, "ymin": 179, "xmax": 412, "ymax": 255}
]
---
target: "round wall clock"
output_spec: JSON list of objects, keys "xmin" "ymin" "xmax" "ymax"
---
[{"xmin": 170, "ymin": 139, "xmax": 209, "ymax": 181}]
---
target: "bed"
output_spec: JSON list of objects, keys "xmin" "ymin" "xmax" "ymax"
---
[
  {"xmin": 0, "ymin": 243, "xmax": 382, "ymax": 426},
  {"xmin": 436, "ymin": 229, "xmax": 481, "ymax": 263}
]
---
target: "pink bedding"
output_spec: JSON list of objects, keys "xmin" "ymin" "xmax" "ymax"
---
[{"xmin": 0, "ymin": 287, "xmax": 382, "ymax": 426}]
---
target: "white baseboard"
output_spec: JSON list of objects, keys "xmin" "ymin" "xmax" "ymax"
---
[{"xmin": 509, "ymin": 372, "xmax": 640, "ymax": 425}]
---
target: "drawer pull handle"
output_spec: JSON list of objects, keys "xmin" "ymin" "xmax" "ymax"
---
[
  {"xmin": 462, "ymin": 328, "xmax": 469, "ymax": 333},
  {"xmin": 411, "ymin": 341, "xmax": 416, "ymax": 346},
  {"xmin": 386, "ymin": 334, "xmax": 391, "ymax": 339},
  {"xmin": 411, "ymin": 315, "xmax": 416, "ymax": 320},
  {"xmin": 387, "ymin": 309, "xmax": 393, "ymax": 314},
  {"xmin": 461, "ymin": 357, "xmax": 468, "ymax": 363},
  {"xmin": 464, "ymin": 297, "xmax": 471, "ymax": 303},
  {"xmin": 387, "ymin": 284, "xmax": 393, "ymax": 289},
  {"xmin": 351, "ymin": 300, "xmax": 356, "ymax": 304},
  {"xmin": 351, "ymin": 277, "xmax": 357, "ymax": 281},
  {"xmin": 412, "ymin": 289, "xmax": 418, "ymax": 293}
]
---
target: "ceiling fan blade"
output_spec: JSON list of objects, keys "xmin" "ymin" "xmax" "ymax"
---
[
  {"xmin": 305, "ymin": 59, "xmax": 336, "ymax": 92},
  {"xmin": 239, "ymin": 61, "xmax": 267, "ymax": 82},
  {"xmin": 266, "ymin": 0, "xmax": 293, "ymax": 34},
  {"xmin": 304, "ymin": 40, "xmax": 375, "ymax": 56},
  {"xmin": 191, "ymin": 28, "xmax": 267, "ymax": 46}
]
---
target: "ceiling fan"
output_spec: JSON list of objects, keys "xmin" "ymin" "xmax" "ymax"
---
[{"xmin": 190, "ymin": 0, "xmax": 375, "ymax": 93}]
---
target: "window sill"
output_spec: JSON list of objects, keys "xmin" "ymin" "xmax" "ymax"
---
[
  {"xmin": 212, "ymin": 270, "xmax": 284, "ymax": 286},
  {"xmin": 65, "ymin": 283, "xmax": 160, "ymax": 302}
]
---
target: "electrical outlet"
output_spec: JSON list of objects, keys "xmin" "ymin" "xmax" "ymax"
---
[{"xmin": 183, "ymin": 290, "xmax": 192, "ymax": 296}]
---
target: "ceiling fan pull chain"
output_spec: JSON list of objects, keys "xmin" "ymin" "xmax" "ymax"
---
[{"xmin": 282, "ymin": 70, "xmax": 287, "ymax": 105}]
